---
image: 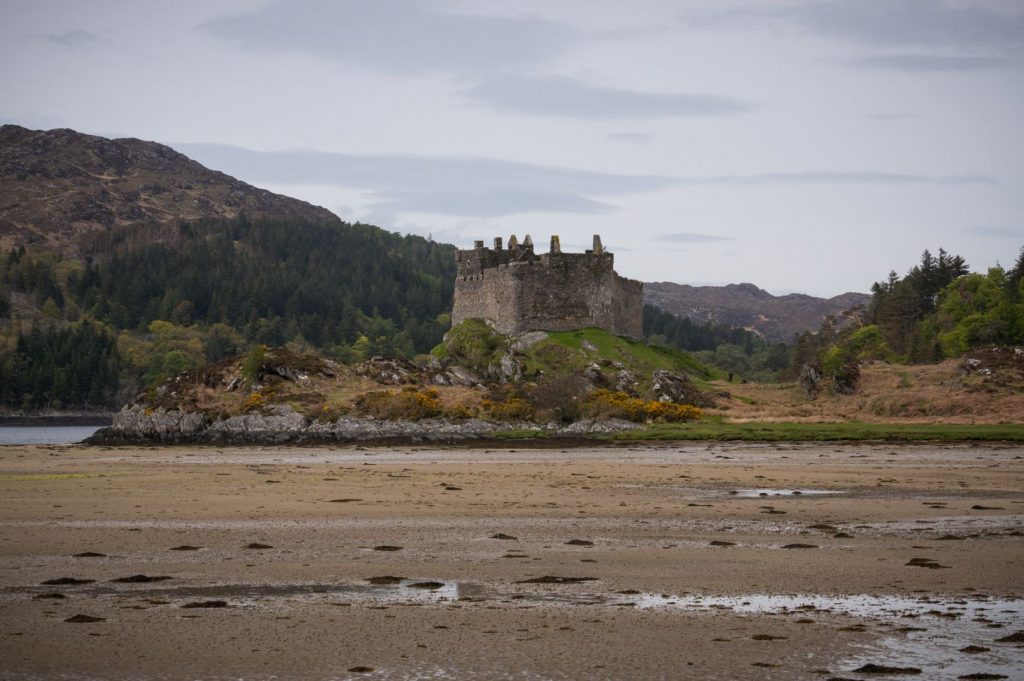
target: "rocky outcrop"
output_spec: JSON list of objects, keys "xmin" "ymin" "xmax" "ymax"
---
[
  {"xmin": 614, "ymin": 369, "xmax": 638, "ymax": 395},
  {"xmin": 510, "ymin": 331, "xmax": 548, "ymax": 352},
  {"xmin": 495, "ymin": 353, "xmax": 523, "ymax": 382},
  {"xmin": 582, "ymin": 363, "xmax": 606, "ymax": 386},
  {"xmin": 91, "ymin": 404, "xmax": 641, "ymax": 445},
  {"xmin": 650, "ymin": 370, "xmax": 714, "ymax": 407},
  {"xmin": 557, "ymin": 418, "xmax": 641, "ymax": 435},
  {"xmin": 354, "ymin": 357, "xmax": 417, "ymax": 385},
  {"xmin": 799, "ymin": 363, "xmax": 823, "ymax": 399},
  {"xmin": 798, "ymin": 361, "xmax": 860, "ymax": 398},
  {"xmin": 207, "ymin": 405, "xmax": 308, "ymax": 443},
  {"xmin": 109, "ymin": 405, "xmax": 210, "ymax": 439},
  {"xmin": 430, "ymin": 365, "xmax": 485, "ymax": 387},
  {"xmin": 830, "ymin": 362, "xmax": 860, "ymax": 395},
  {"xmin": 266, "ymin": 356, "xmax": 337, "ymax": 383},
  {"xmin": 960, "ymin": 346, "xmax": 1024, "ymax": 378}
]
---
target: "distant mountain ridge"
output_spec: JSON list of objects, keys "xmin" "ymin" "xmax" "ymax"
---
[
  {"xmin": 0, "ymin": 124, "xmax": 337, "ymax": 253},
  {"xmin": 644, "ymin": 281, "xmax": 870, "ymax": 342}
]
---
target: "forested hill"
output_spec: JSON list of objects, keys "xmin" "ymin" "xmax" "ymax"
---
[
  {"xmin": 0, "ymin": 126, "xmax": 460, "ymax": 410},
  {"xmin": 0, "ymin": 124, "xmax": 337, "ymax": 254},
  {"xmin": 0, "ymin": 216, "xmax": 456, "ymax": 409}
]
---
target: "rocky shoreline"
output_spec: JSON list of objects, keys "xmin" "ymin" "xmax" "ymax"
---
[{"xmin": 86, "ymin": 404, "xmax": 641, "ymax": 445}]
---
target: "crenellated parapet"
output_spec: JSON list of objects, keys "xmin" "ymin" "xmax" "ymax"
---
[
  {"xmin": 456, "ymin": 233, "xmax": 539, "ymax": 277},
  {"xmin": 452, "ymin": 234, "xmax": 643, "ymax": 339}
]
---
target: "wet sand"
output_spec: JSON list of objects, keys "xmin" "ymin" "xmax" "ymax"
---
[{"xmin": 1, "ymin": 442, "xmax": 1022, "ymax": 680}]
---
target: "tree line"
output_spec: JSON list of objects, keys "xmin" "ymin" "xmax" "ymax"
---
[
  {"xmin": 643, "ymin": 304, "xmax": 790, "ymax": 380},
  {"xmin": 792, "ymin": 247, "xmax": 1024, "ymax": 377},
  {"xmin": 0, "ymin": 215, "xmax": 456, "ymax": 409},
  {"xmin": 0, "ymin": 321, "xmax": 120, "ymax": 410}
]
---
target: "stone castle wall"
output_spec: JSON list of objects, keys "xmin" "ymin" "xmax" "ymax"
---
[{"xmin": 452, "ymin": 235, "xmax": 643, "ymax": 339}]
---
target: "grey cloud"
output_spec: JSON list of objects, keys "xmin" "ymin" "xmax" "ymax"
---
[
  {"xmin": 36, "ymin": 30, "xmax": 103, "ymax": 49},
  {"xmin": 969, "ymin": 226, "xmax": 1023, "ymax": 239},
  {"xmin": 174, "ymin": 143, "xmax": 674, "ymax": 218},
  {"xmin": 657, "ymin": 233, "xmax": 731, "ymax": 243},
  {"xmin": 370, "ymin": 190, "xmax": 613, "ymax": 218},
  {"xmin": 607, "ymin": 132, "xmax": 655, "ymax": 144},
  {"xmin": 781, "ymin": 0, "xmax": 1024, "ymax": 51},
  {"xmin": 680, "ymin": 171, "xmax": 996, "ymax": 186},
  {"xmin": 203, "ymin": 2, "xmax": 755, "ymax": 120},
  {"xmin": 174, "ymin": 144, "xmax": 996, "ymax": 219},
  {"xmin": 688, "ymin": 1, "xmax": 1024, "ymax": 51},
  {"xmin": 685, "ymin": 0, "xmax": 1024, "ymax": 73},
  {"xmin": 461, "ymin": 75, "xmax": 754, "ymax": 119},
  {"xmin": 849, "ymin": 54, "xmax": 1012, "ymax": 71},
  {"xmin": 866, "ymin": 112, "xmax": 917, "ymax": 120},
  {"xmin": 202, "ymin": 0, "xmax": 573, "ymax": 76}
]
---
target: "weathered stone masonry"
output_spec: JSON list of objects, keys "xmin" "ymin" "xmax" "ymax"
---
[{"xmin": 452, "ymin": 234, "xmax": 643, "ymax": 339}]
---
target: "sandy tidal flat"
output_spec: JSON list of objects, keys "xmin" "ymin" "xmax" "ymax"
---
[{"xmin": 1, "ymin": 442, "xmax": 1022, "ymax": 680}]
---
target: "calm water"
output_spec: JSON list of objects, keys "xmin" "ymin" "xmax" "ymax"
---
[{"xmin": 0, "ymin": 426, "xmax": 103, "ymax": 445}]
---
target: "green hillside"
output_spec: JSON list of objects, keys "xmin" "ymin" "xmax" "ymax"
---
[
  {"xmin": 436, "ymin": 319, "xmax": 717, "ymax": 396},
  {"xmin": 0, "ymin": 216, "xmax": 456, "ymax": 409}
]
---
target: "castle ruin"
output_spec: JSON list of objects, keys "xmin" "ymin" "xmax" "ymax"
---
[{"xmin": 452, "ymin": 234, "xmax": 643, "ymax": 339}]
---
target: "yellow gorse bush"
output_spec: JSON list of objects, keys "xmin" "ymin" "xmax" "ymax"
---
[
  {"xmin": 480, "ymin": 396, "xmax": 536, "ymax": 420},
  {"xmin": 584, "ymin": 389, "xmax": 702, "ymax": 423},
  {"xmin": 354, "ymin": 387, "xmax": 443, "ymax": 420},
  {"xmin": 242, "ymin": 391, "xmax": 265, "ymax": 412}
]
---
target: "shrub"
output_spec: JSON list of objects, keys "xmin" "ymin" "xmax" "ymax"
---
[
  {"xmin": 242, "ymin": 391, "xmax": 265, "ymax": 412},
  {"xmin": 315, "ymin": 402, "xmax": 350, "ymax": 420},
  {"xmin": 529, "ymin": 373, "xmax": 589, "ymax": 422},
  {"xmin": 354, "ymin": 387, "xmax": 442, "ymax": 420},
  {"xmin": 481, "ymin": 397, "xmax": 535, "ymax": 421},
  {"xmin": 583, "ymin": 389, "xmax": 702, "ymax": 423},
  {"xmin": 443, "ymin": 402, "xmax": 474, "ymax": 420},
  {"xmin": 440, "ymin": 319, "xmax": 508, "ymax": 372},
  {"xmin": 240, "ymin": 345, "xmax": 268, "ymax": 382}
]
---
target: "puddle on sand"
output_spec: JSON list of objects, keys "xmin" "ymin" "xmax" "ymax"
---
[
  {"xmin": 612, "ymin": 485, "xmax": 847, "ymax": 500},
  {"xmin": 730, "ymin": 488, "xmax": 845, "ymax": 498},
  {"xmin": 8, "ymin": 578, "xmax": 1021, "ymax": 679},
  {"xmin": 627, "ymin": 593, "xmax": 1024, "ymax": 681},
  {"xmin": 7, "ymin": 579, "xmax": 470, "ymax": 608},
  {"xmin": 844, "ymin": 629, "xmax": 1024, "ymax": 681}
]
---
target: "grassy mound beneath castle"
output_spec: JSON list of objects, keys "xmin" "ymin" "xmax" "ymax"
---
[
  {"xmin": 434, "ymin": 319, "xmax": 717, "ymax": 392},
  {"xmin": 126, "ymin": 322, "xmax": 715, "ymax": 428},
  {"xmin": 540, "ymin": 328, "xmax": 712, "ymax": 382},
  {"xmin": 426, "ymin": 320, "xmax": 717, "ymax": 422}
]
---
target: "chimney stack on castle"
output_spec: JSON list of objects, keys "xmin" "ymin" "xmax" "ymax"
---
[
  {"xmin": 592, "ymin": 235, "xmax": 603, "ymax": 254},
  {"xmin": 474, "ymin": 240, "xmax": 484, "ymax": 249},
  {"xmin": 494, "ymin": 237, "xmax": 503, "ymax": 250},
  {"xmin": 550, "ymin": 235, "xmax": 561, "ymax": 254},
  {"xmin": 508, "ymin": 234, "xmax": 518, "ymax": 249},
  {"xmin": 523, "ymin": 235, "xmax": 533, "ymax": 249}
]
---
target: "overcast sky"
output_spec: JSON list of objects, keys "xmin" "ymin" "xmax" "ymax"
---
[{"xmin": 2, "ymin": 0, "xmax": 1022, "ymax": 296}]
